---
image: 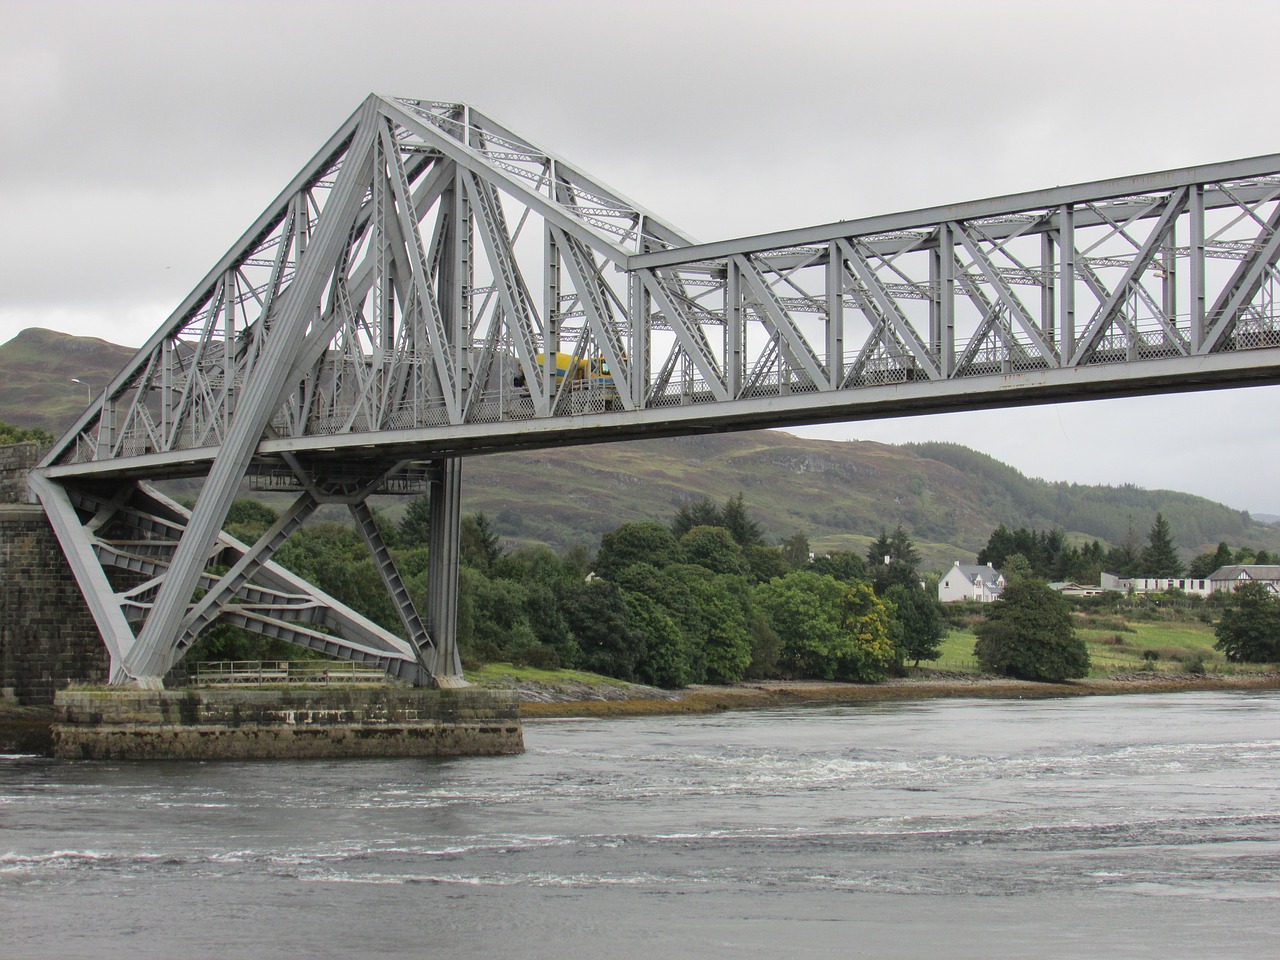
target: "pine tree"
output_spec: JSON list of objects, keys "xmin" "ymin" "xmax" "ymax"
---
[
  {"xmin": 671, "ymin": 497, "xmax": 723, "ymax": 538},
  {"xmin": 866, "ymin": 526, "xmax": 922, "ymax": 594},
  {"xmin": 460, "ymin": 511, "xmax": 503, "ymax": 571},
  {"xmin": 1140, "ymin": 512, "xmax": 1182, "ymax": 578},
  {"xmin": 398, "ymin": 494, "xmax": 433, "ymax": 548},
  {"xmin": 721, "ymin": 492, "xmax": 765, "ymax": 548}
]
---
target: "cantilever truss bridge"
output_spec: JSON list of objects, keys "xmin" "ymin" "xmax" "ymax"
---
[{"xmin": 30, "ymin": 94, "xmax": 1280, "ymax": 686}]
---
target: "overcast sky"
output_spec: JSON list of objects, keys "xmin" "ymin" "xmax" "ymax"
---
[{"xmin": 6, "ymin": 0, "xmax": 1280, "ymax": 519}]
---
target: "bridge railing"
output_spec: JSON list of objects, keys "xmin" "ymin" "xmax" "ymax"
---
[{"xmin": 193, "ymin": 660, "xmax": 390, "ymax": 685}]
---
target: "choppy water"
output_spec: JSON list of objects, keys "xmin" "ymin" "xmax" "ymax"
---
[{"xmin": 2, "ymin": 691, "xmax": 1278, "ymax": 959}]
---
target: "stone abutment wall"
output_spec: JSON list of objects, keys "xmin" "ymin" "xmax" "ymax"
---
[
  {"xmin": 53, "ymin": 687, "xmax": 525, "ymax": 759},
  {"xmin": 1, "ymin": 444, "xmax": 108, "ymax": 704}
]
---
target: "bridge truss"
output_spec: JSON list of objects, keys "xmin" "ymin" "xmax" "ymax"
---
[{"xmin": 32, "ymin": 94, "xmax": 1280, "ymax": 686}]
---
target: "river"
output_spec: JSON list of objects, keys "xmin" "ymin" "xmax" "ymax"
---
[{"xmin": 2, "ymin": 691, "xmax": 1278, "ymax": 959}]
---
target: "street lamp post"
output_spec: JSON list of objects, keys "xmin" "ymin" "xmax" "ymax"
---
[{"xmin": 71, "ymin": 378, "xmax": 90, "ymax": 402}]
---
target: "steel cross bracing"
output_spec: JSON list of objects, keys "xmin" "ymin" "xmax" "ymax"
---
[{"xmin": 30, "ymin": 93, "xmax": 1280, "ymax": 686}]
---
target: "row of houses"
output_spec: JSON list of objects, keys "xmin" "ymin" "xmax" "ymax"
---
[{"xmin": 937, "ymin": 562, "xmax": 1280, "ymax": 603}]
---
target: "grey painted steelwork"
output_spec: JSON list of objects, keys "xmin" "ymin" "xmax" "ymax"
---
[{"xmin": 29, "ymin": 94, "xmax": 1280, "ymax": 686}]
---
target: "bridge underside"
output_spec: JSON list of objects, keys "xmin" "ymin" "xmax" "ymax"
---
[{"xmin": 30, "ymin": 94, "xmax": 1280, "ymax": 685}]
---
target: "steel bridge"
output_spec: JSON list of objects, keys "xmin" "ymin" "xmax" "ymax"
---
[{"xmin": 30, "ymin": 94, "xmax": 1280, "ymax": 687}]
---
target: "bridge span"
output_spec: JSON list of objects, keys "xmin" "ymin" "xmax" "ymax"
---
[{"xmin": 29, "ymin": 94, "xmax": 1280, "ymax": 687}]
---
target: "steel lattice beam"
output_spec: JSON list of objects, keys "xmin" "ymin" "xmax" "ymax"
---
[{"xmin": 28, "ymin": 94, "xmax": 1280, "ymax": 686}]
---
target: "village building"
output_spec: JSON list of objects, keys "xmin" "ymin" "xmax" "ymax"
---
[
  {"xmin": 1099, "ymin": 573, "xmax": 1212, "ymax": 596},
  {"xmin": 1205, "ymin": 564, "xmax": 1280, "ymax": 595},
  {"xmin": 1047, "ymin": 581, "xmax": 1105, "ymax": 597},
  {"xmin": 938, "ymin": 562, "xmax": 1006, "ymax": 603}
]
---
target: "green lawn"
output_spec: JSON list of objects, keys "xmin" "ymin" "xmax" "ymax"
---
[
  {"xmin": 926, "ymin": 616, "xmax": 1264, "ymax": 677},
  {"xmin": 465, "ymin": 662, "xmax": 634, "ymax": 688}
]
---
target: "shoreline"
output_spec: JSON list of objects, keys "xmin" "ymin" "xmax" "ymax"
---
[
  {"xmin": 516, "ymin": 671, "xmax": 1280, "ymax": 719},
  {"xmin": 5, "ymin": 672, "xmax": 1279, "ymax": 751}
]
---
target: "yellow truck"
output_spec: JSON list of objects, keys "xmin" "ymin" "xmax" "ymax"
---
[{"xmin": 514, "ymin": 352, "xmax": 617, "ymax": 391}]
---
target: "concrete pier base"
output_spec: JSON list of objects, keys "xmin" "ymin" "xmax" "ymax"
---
[{"xmin": 52, "ymin": 686, "xmax": 523, "ymax": 760}]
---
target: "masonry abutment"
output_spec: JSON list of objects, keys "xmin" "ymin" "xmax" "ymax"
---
[{"xmin": 1, "ymin": 444, "xmax": 109, "ymax": 705}]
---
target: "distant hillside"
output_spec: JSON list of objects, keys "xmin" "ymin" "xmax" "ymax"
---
[
  {"xmin": 0, "ymin": 328, "xmax": 136, "ymax": 435},
  {"xmin": 453, "ymin": 432, "xmax": 1280, "ymax": 569},
  {"xmin": 6, "ymin": 327, "xmax": 1280, "ymax": 572},
  {"xmin": 901, "ymin": 442, "xmax": 1258, "ymax": 552}
]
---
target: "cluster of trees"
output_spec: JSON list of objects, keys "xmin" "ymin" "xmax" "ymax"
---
[
  {"xmin": 197, "ymin": 495, "xmax": 949, "ymax": 688},
  {"xmin": 0, "ymin": 421, "xmax": 53, "ymax": 446},
  {"xmin": 1187, "ymin": 542, "xmax": 1274, "ymax": 579},
  {"xmin": 979, "ymin": 514, "xmax": 1278, "ymax": 586},
  {"xmin": 979, "ymin": 513, "xmax": 1216, "ymax": 583},
  {"xmin": 978, "ymin": 526, "xmax": 1108, "ymax": 583}
]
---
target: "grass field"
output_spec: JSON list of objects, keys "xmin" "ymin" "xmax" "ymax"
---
[
  {"xmin": 465, "ymin": 662, "xmax": 636, "ymax": 688},
  {"xmin": 928, "ymin": 614, "xmax": 1267, "ymax": 678}
]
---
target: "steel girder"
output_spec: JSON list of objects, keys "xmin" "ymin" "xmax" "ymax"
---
[
  {"xmin": 30, "ymin": 94, "xmax": 1280, "ymax": 685},
  {"xmin": 30, "ymin": 477, "xmax": 434, "ymax": 684}
]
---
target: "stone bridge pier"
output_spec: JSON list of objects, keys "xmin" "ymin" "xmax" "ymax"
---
[{"xmin": 0, "ymin": 443, "xmax": 108, "ymax": 705}]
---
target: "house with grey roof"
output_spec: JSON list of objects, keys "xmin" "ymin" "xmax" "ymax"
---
[
  {"xmin": 1206, "ymin": 564, "xmax": 1280, "ymax": 595},
  {"xmin": 938, "ymin": 561, "xmax": 1006, "ymax": 603}
]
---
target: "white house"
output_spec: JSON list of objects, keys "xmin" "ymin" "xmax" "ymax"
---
[
  {"xmin": 939, "ymin": 562, "xmax": 1006, "ymax": 603},
  {"xmin": 1100, "ymin": 573, "xmax": 1211, "ymax": 596},
  {"xmin": 1206, "ymin": 564, "xmax": 1280, "ymax": 595}
]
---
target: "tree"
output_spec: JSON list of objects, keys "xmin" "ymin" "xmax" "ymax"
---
[
  {"xmin": 754, "ymin": 572, "xmax": 897, "ymax": 682},
  {"xmin": 1214, "ymin": 581, "xmax": 1280, "ymax": 662},
  {"xmin": 755, "ymin": 571, "xmax": 849, "ymax": 680},
  {"xmin": 563, "ymin": 578, "xmax": 647, "ymax": 681},
  {"xmin": 721, "ymin": 492, "xmax": 765, "ymax": 548},
  {"xmin": 743, "ymin": 544, "xmax": 790, "ymax": 584},
  {"xmin": 1188, "ymin": 541, "xmax": 1234, "ymax": 579},
  {"xmin": 973, "ymin": 578, "xmax": 1090, "ymax": 681},
  {"xmin": 688, "ymin": 574, "xmax": 753, "ymax": 683},
  {"xmin": 679, "ymin": 525, "xmax": 747, "ymax": 576},
  {"xmin": 838, "ymin": 581, "xmax": 900, "ymax": 681},
  {"xmin": 978, "ymin": 526, "xmax": 1068, "ymax": 580},
  {"xmin": 808, "ymin": 550, "xmax": 868, "ymax": 583},
  {"xmin": 595, "ymin": 522, "xmax": 680, "ymax": 579},
  {"xmin": 398, "ymin": 494, "xmax": 433, "ymax": 548},
  {"xmin": 1140, "ymin": 512, "xmax": 1182, "ymax": 577},
  {"xmin": 624, "ymin": 592, "xmax": 696, "ymax": 688},
  {"xmin": 866, "ymin": 525, "xmax": 922, "ymax": 594},
  {"xmin": 884, "ymin": 582, "xmax": 947, "ymax": 666},
  {"xmin": 460, "ymin": 511, "xmax": 503, "ymax": 571},
  {"xmin": 671, "ymin": 497, "xmax": 723, "ymax": 538},
  {"xmin": 1000, "ymin": 552, "xmax": 1035, "ymax": 584},
  {"xmin": 223, "ymin": 498, "xmax": 279, "ymax": 544},
  {"xmin": 641, "ymin": 564, "xmax": 752, "ymax": 684},
  {"xmin": 780, "ymin": 532, "xmax": 811, "ymax": 571},
  {"xmin": 1105, "ymin": 519, "xmax": 1143, "ymax": 578},
  {"xmin": 744, "ymin": 608, "xmax": 782, "ymax": 679},
  {"xmin": 866, "ymin": 529, "xmax": 893, "ymax": 571},
  {"xmin": 0, "ymin": 420, "xmax": 54, "ymax": 447}
]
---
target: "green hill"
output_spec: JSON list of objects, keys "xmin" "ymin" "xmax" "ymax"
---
[
  {"xmin": 4, "ymin": 327, "xmax": 1278, "ymax": 572},
  {"xmin": 454, "ymin": 432, "xmax": 1280, "ymax": 569},
  {"xmin": 0, "ymin": 328, "xmax": 136, "ymax": 435}
]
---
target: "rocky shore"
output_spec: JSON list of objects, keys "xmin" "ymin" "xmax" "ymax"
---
[{"xmin": 512, "ymin": 670, "xmax": 1280, "ymax": 719}]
